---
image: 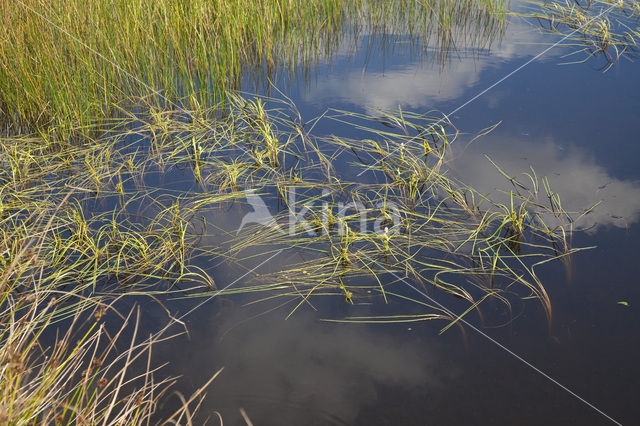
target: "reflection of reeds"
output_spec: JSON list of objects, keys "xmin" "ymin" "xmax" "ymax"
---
[{"xmin": 0, "ymin": 0, "xmax": 507, "ymax": 130}]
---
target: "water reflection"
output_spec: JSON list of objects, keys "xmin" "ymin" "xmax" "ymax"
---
[
  {"xmin": 164, "ymin": 307, "xmax": 452, "ymax": 425},
  {"xmin": 303, "ymin": 20, "xmax": 550, "ymax": 110},
  {"xmin": 447, "ymin": 132, "xmax": 640, "ymax": 230}
]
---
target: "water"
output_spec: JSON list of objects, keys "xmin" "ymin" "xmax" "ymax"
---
[{"xmin": 138, "ymin": 5, "xmax": 640, "ymax": 425}]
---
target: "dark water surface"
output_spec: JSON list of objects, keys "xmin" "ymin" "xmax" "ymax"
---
[{"xmin": 146, "ymin": 7, "xmax": 640, "ymax": 426}]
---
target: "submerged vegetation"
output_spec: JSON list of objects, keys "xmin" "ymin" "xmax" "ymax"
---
[
  {"xmin": 3, "ymin": 0, "xmax": 634, "ymax": 423},
  {"xmin": 213, "ymin": 104, "xmax": 584, "ymax": 328},
  {"xmin": 2, "ymin": 92, "xmax": 582, "ymax": 327}
]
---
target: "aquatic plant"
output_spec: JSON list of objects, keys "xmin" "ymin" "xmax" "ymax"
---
[
  {"xmin": 0, "ymin": 200, "xmax": 222, "ymax": 423},
  {"xmin": 170, "ymin": 103, "xmax": 586, "ymax": 331},
  {"xmin": 0, "ymin": 0, "xmax": 507, "ymax": 130},
  {"xmin": 518, "ymin": 0, "xmax": 640, "ymax": 69},
  {"xmin": 0, "ymin": 0, "xmax": 609, "ymax": 421},
  {"xmin": 0, "ymin": 84, "xmax": 594, "ymax": 423},
  {"xmin": 1, "ymin": 89, "xmax": 586, "ymax": 329}
]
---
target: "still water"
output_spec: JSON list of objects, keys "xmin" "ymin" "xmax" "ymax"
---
[{"xmin": 145, "ymin": 4, "xmax": 640, "ymax": 425}]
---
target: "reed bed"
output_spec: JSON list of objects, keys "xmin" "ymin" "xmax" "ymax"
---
[{"xmin": 0, "ymin": 0, "xmax": 507, "ymax": 130}]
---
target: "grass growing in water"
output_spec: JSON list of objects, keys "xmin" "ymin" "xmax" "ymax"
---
[
  {"xmin": 518, "ymin": 0, "xmax": 640, "ymax": 69},
  {"xmin": 215, "ymin": 105, "xmax": 586, "ymax": 330},
  {"xmin": 0, "ymin": 0, "xmax": 507, "ymax": 130},
  {"xmin": 0, "ymin": 197, "xmax": 222, "ymax": 423},
  {"xmin": 0, "ymin": 0, "xmax": 612, "ymax": 420},
  {"xmin": 0, "ymin": 90, "xmax": 594, "ymax": 420}
]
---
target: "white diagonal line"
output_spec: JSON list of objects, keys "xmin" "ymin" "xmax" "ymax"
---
[
  {"xmin": 13, "ymin": 0, "xmax": 288, "ymax": 416},
  {"xmin": 13, "ymin": 1, "xmax": 622, "ymax": 423},
  {"xmin": 356, "ymin": 3, "xmax": 618, "ymax": 177},
  {"xmin": 360, "ymin": 253, "xmax": 623, "ymax": 426},
  {"xmin": 155, "ymin": 249, "xmax": 284, "ymax": 335}
]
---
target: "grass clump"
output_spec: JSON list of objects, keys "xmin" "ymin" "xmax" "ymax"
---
[
  {"xmin": 0, "ymin": 0, "xmax": 507, "ymax": 130},
  {"xmin": 0, "ymin": 201, "xmax": 221, "ymax": 424},
  {"xmin": 519, "ymin": 0, "xmax": 640, "ymax": 69}
]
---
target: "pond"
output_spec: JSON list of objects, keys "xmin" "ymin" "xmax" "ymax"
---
[
  {"xmin": 154, "ymin": 5, "xmax": 640, "ymax": 426},
  {"xmin": 2, "ymin": 1, "xmax": 639, "ymax": 425}
]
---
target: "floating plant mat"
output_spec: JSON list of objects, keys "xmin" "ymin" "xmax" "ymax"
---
[
  {"xmin": 1, "ymin": 94, "xmax": 593, "ymax": 340},
  {"xmin": 517, "ymin": 0, "xmax": 640, "ymax": 69}
]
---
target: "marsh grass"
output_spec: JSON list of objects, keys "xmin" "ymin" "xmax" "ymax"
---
[
  {"xmin": 0, "ymin": 201, "xmax": 222, "ymax": 423},
  {"xmin": 0, "ymin": 0, "xmax": 507, "ymax": 130},
  {"xmin": 519, "ymin": 0, "xmax": 640, "ymax": 69},
  {"xmin": 1, "ymin": 0, "xmax": 612, "ymax": 417},
  {"xmin": 0, "ymin": 300, "xmax": 221, "ymax": 424},
  {"xmin": 2, "ymin": 90, "xmax": 584, "ymax": 326},
  {"xmin": 147, "ymin": 100, "xmax": 586, "ymax": 332},
  {"xmin": 0, "ymin": 84, "xmax": 595, "ymax": 420},
  {"xmin": 0, "ymin": 92, "xmax": 316, "ymax": 422}
]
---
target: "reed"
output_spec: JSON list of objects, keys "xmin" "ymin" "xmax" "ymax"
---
[
  {"xmin": 1, "ymin": 91, "xmax": 585, "ymax": 329},
  {"xmin": 0, "ymin": 89, "xmax": 594, "ymax": 421},
  {"xmin": 0, "ymin": 0, "xmax": 507, "ymax": 130},
  {"xmin": 0, "ymin": 198, "xmax": 222, "ymax": 423},
  {"xmin": 518, "ymin": 0, "xmax": 640, "ymax": 69}
]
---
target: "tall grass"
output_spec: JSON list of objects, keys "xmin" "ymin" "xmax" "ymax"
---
[
  {"xmin": 0, "ymin": 0, "xmax": 507, "ymax": 129},
  {"xmin": 0, "ymin": 198, "xmax": 221, "ymax": 423},
  {"xmin": 0, "ymin": 1, "xmax": 598, "ymax": 421}
]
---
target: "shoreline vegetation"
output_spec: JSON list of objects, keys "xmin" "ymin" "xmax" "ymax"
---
[
  {"xmin": 2, "ymin": 0, "xmax": 636, "ymax": 423},
  {"xmin": 0, "ymin": 0, "xmax": 507, "ymax": 131},
  {"xmin": 0, "ymin": 92, "xmax": 585, "ymax": 423}
]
